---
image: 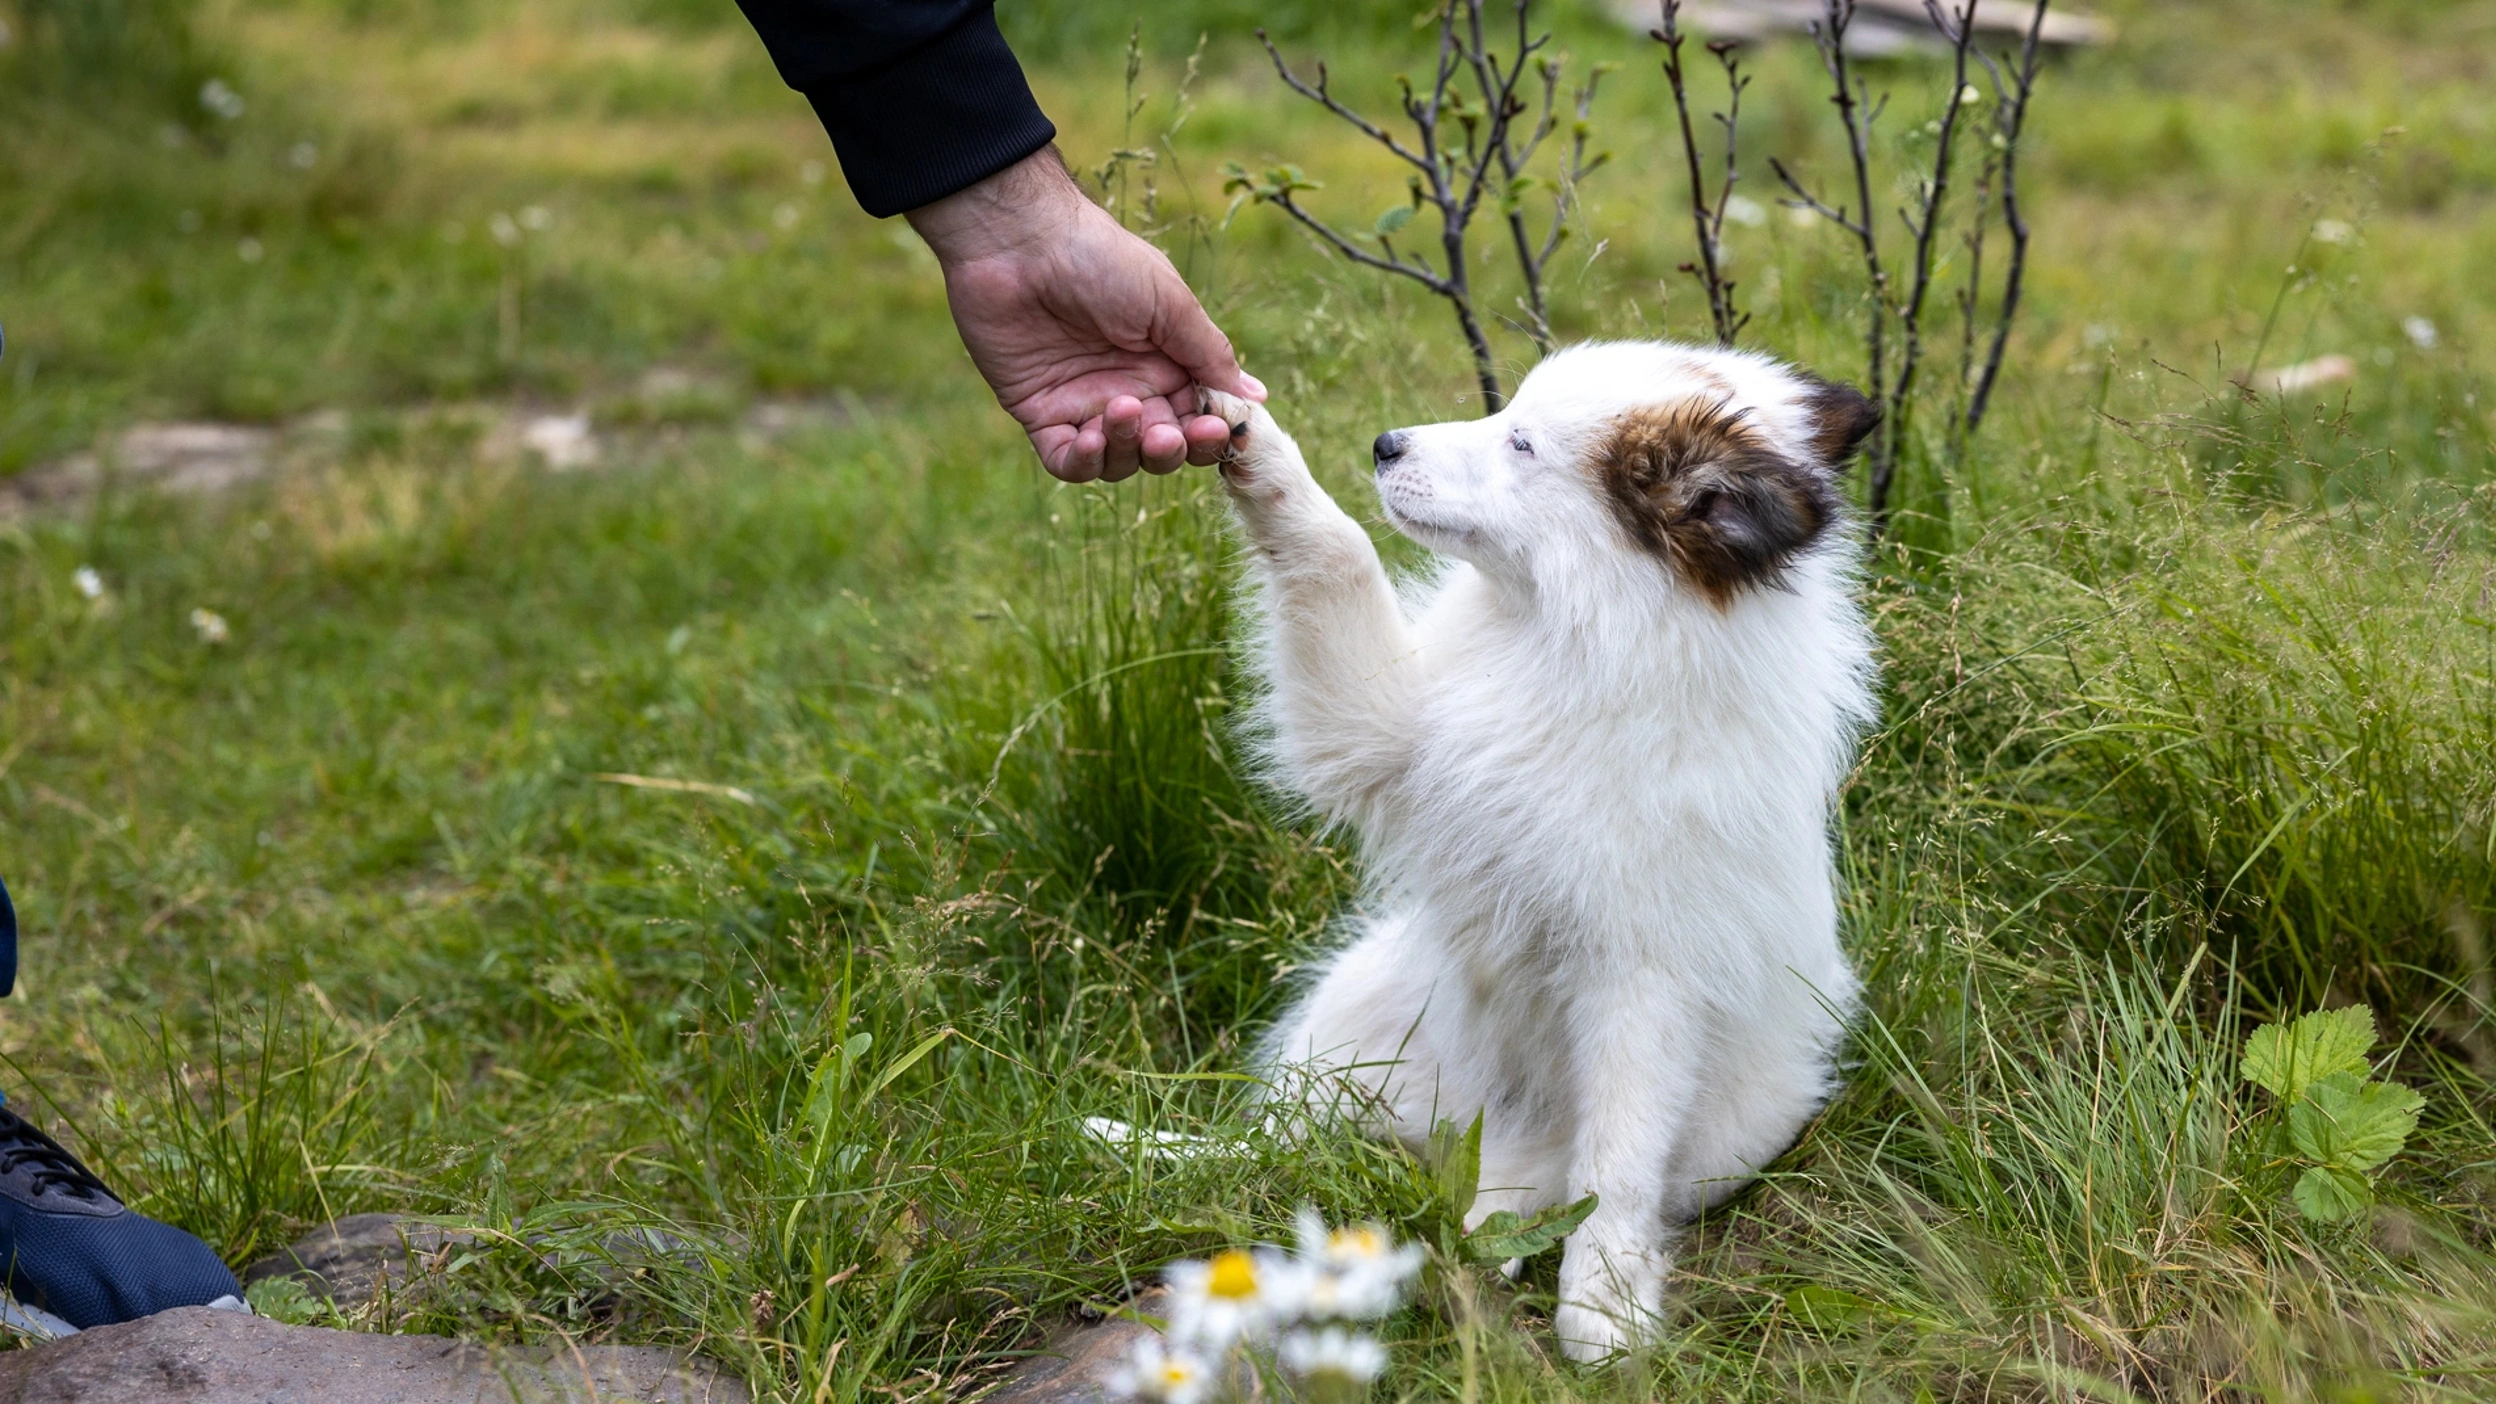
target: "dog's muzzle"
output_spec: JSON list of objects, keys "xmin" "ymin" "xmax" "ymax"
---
[{"xmin": 1372, "ymin": 430, "xmax": 1410, "ymax": 468}]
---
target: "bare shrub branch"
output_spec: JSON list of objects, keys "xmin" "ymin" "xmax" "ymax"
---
[
  {"xmin": 1882, "ymin": 0, "xmax": 1986, "ymax": 510},
  {"xmin": 1653, "ymin": 1, "xmax": 1749, "ymax": 347},
  {"xmin": 1235, "ymin": 1, "xmax": 1605, "ymax": 411},
  {"xmin": 1772, "ymin": 0, "xmax": 1899, "ymax": 525},
  {"xmin": 1964, "ymin": 0, "xmax": 2050, "ymax": 436},
  {"xmin": 1771, "ymin": 0, "xmax": 2046, "ymax": 539}
]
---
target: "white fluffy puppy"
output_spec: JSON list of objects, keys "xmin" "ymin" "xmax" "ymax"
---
[{"xmin": 1198, "ymin": 341, "xmax": 1880, "ymax": 1362}]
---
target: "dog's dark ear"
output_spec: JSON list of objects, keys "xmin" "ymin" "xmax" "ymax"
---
[
  {"xmin": 1599, "ymin": 403, "xmax": 1841, "ymax": 606},
  {"xmin": 1799, "ymin": 376, "xmax": 1880, "ymax": 470}
]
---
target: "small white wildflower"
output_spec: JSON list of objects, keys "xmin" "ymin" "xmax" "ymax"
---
[
  {"xmin": 288, "ymin": 140, "xmax": 318, "ymax": 169},
  {"xmin": 2311, "ymin": 218, "xmax": 2354, "ymax": 245},
  {"xmin": 190, "ymin": 608, "xmax": 231, "ymax": 644},
  {"xmin": 1108, "ymin": 1337, "xmax": 1212, "ymax": 1404},
  {"xmin": 1721, "ymin": 194, "xmax": 1766, "ymax": 228},
  {"xmin": 2403, "ymin": 316, "xmax": 2439, "ymax": 350},
  {"xmin": 799, "ymin": 159, "xmax": 826, "ymax": 186},
  {"xmin": 774, "ymin": 202, "xmax": 802, "ymax": 231},
  {"xmin": 1165, "ymin": 1247, "xmax": 1293, "ymax": 1347},
  {"xmin": 1957, "ymin": 84, "xmax": 1982, "ymax": 106},
  {"xmin": 200, "ymin": 78, "xmax": 246, "ymax": 120},
  {"xmin": 490, "ymin": 212, "xmax": 522, "ymax": 247},
  {"xmin": 73, "ymin": 567, "xmax": 105, "ymax": 600},
  {"xmin": 1280, "ymin": 1326, "xmax": 1387, "ymax": 1386},
  {"xmin": 1787, "ymin": 203, "xmax": 1819, "ymax": 230},
  {"xmin": 1292, "ymin": 1210, "xmax": 1422, "ymax": 1321},
  {"xmin": 519, "ymin": 204, "xmax": 554, "ymax": 232},
  {"xmin": 237, "ymin": 237, "xmax": 265, "ymax": 264}
]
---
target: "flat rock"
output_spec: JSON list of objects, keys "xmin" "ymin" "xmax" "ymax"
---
[
  {"xmin": 242, "ymin": 1212, "xmax": 470, "ymax": 1311},
  {"xmin": 0, "ymin": 1306, "xmax": 747, "ymax": 1404},
  {"xmin": 984, "ymin": 1290, "xmax": 1166, "ymax": 1404}
]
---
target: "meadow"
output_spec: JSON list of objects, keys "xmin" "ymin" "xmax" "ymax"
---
[{"xmin": 2, "ymin": 0, "xmax": 2494, "ymax": 1398}]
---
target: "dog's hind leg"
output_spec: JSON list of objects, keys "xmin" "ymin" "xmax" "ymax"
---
[
  {"xmin": 1665, "ymin": 1002, "xmax": 1847, "ymax": 1222},
  {"xmin": 1197, "ymin": 389, "xmax": 1422, "ymax": 828},
  {"xmin": 1264, "ymin": 914, "xmax": 1571, "ymax": 1240},
  {"xmin": 1260, "ymin": 912, "xmax": 1455, "ymax": 1138}
]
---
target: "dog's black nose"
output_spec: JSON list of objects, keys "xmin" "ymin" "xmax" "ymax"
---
[{"xmin": 1372, "ymin": 430, "xmax": 1410, "ymax": 467}]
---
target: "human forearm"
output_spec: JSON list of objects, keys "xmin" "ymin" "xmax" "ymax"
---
[{"xmin": 732, "ymin": 0, "xmax": 1052, "ymax": 217}]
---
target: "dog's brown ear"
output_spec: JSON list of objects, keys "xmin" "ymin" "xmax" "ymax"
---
[
  {"xmin": 1799, "ymin": 376, "xmax": 1880, "ymax": 470},
  {"xmin": 1599, "ymin": 403, "xmax": 1841, "ymax": 606}
]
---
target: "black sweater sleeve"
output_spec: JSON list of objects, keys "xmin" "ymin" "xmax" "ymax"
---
[{"xmin": 732, "ymin": 0, "xmax": 1056, "ymax": 218}]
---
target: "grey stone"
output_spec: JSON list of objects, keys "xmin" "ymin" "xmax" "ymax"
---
[
  {"xmin": 0, "ymin": 1306, "xmax": 747, "ymax": 1403},
  {"xmin": 984, "ymin": 1290, "xmax": 1167, "ymax": 1404},
  {"xmin": 1, "ymin": 421, "xmax": 276, "ymax": 519},
  {"xmin": 242, "ymin": 1213, "xmax": 470, "ymax": 1311}
]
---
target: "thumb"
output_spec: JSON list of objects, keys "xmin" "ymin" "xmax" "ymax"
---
[{"xmin": 1152, "ymin": 271, "xmax": 1266, "ymax": 404}]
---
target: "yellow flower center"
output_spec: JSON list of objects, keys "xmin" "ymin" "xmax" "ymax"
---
[
  {"xmin": 1158, "ymin": 1361, "xmax": 1198, "ymax": 1387},
  {"xmin": 1206, "ymin": 1249, "xmax": 1259, "ymax": 1300},
  {"xmin": 1329, "ymin": 1227, "xmax": 1383, "ymax": 1259}
]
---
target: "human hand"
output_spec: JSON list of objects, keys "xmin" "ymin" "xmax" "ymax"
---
[{"xmin": 907, "ymin": 149, "xmax": 1265, "ymax": 483}]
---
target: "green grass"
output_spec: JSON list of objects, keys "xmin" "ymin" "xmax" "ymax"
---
[{"xmin": 3, "ymin": 0, "xmax": 2495, "ymax": 1398}]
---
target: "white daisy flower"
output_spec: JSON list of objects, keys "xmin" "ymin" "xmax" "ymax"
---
[
  {"xmin": 190, "ymin": 608, "xmax": 231, "ymax": 644},
  {"xmin": 1280, "ymin": 1326, "xmax": 1387, "ymax": 1385},
  {"xmin": 1291, "ymin": 1211, "xmax": 1421, "ymax": 1320},
  {"xmin": 73, "ymin": 567, "xmax": 105, "ymax": 600},
  {"xmin": 1108, "ymin": 1337, "xmax": 1212, "ymax": 1404},
  {"xmin": 1164, "ymin": 1247, "xmax": 1296, "ymax": 1347}
]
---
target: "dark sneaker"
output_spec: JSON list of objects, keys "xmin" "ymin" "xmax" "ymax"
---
[{"xmin": 0, "ymin": 1103, "xmax": 245, "ymax": 1331}]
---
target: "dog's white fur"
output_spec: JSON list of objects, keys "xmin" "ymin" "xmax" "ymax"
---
[{"xmin": 1199, "ymin": 341, "xmax": 1876, "ymax": 1361}]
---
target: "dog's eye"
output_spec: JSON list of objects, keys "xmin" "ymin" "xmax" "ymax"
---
[{"xmin": 1508, "ymin": 432, "xmax": 1533, "ymax": 456}]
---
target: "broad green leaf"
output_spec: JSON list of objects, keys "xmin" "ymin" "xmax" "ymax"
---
[
  {"xmin": 1427, "ymin": 1113, "xmax": 1483, "ymax": 1220},
  {"xmin": 1373, "ymin": 205, "xmax": 1415, "ymax": 237},
  {"xmin": 861, "ymin": 1028, "xmax": 954, "ymax": 1105},
  {"xmin": 1785, "ymin": 1285, "xmax": 1889, "ymax": 1332},
  {"xmin": 1459, "ymin": 1193, "xmax": 1598, "ymax": 1264},
  {"xmin": 2292, "ymin": 1164, "xmax": 2373, "ymax": 1222},
  {"xmin": 2241, "ymin": 1005, "xmax": 2376, "ymax": 1101},
  {"xmin": 2287, "ymin": 1071, "xmax": 2424, "ymax": 1173}
]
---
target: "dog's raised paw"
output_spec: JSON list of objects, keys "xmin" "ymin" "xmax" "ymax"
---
[{"xmin": 1194, "ymin": 386, "xmax": 1254, "ymax": 439}]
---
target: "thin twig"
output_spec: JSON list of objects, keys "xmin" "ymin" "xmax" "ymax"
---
[
  {"xmin": 1965, "ymin": 0, "xmax": 2049, "ymax": 435},
  {"xmin": 1250, "ymin": 1, "xmax": 1601, "ymax": 410},
  {"xmin": 1887, "ymin": 0, "xmax": 1985, "ymax": 491},
  {"xmin": 1656, "ymin": 1, "xmax": 1739, "ymax": 346},
  {"xmin": 1269, "ymin": 192, "xmax": 1453, "ymax": 292},
  {"xmin": 1778, "ymin": 0, "xmax": 1900, "ymax": 529},
  {"xmin": 1259, "ymin": 40, "xmax": 1433, "ymax": 174},
  {"xmin": 1707, "ymin": 39, "xmax": 1753, "ymax": 344}
]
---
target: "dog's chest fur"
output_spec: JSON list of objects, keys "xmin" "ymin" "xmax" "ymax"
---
[{"xmin": 1361, "ymin": 558, "xmax": 1865, "ymax": 987}]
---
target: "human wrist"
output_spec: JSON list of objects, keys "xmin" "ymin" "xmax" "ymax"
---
[{"xmin": 905, "ymin": 147, "xmax": 1091, "ymax": 265}]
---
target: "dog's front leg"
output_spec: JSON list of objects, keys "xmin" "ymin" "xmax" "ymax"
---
[
  {"xmin": 1198, "ymin": 389, "xmax": 1420, "ymax": 824},
  {"xmin": 1551, "ymin": 978, "xmax": 1700, "ymax": 1363}
]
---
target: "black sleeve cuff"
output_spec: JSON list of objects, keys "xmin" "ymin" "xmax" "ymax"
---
[{"xmin": 804, "ymin": 7, "xmax": 1058, "ymax": 219}]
